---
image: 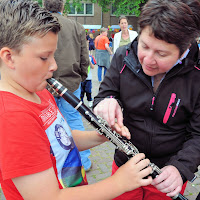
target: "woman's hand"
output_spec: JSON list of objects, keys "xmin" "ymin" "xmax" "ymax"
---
[
  {"xmin": 151, "ymin": 165, "xmax": 183, "ymax": 197},
  {"xmin": 94, "ymin": 98, "xmax": 130, "ymax": 139}
]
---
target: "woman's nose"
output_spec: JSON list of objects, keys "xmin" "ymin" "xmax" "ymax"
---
[{"xmin": 144, "ymin": 52, "xmax": 156, "ymax": 65}]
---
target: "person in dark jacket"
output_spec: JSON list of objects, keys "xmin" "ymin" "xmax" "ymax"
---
[{"xmin": 93, "ymin": 0, "xmax": 200, "ymax": 199}]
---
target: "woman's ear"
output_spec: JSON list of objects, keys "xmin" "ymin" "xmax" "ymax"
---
[{"xmin": 0, "ymin": 47, "xmax": 15, "ymax": 69}]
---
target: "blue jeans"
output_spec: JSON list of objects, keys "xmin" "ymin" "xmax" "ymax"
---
[
  {"xmin": 54, "ymin": 84, "xmax": 91, "ymax": 169},
  {"xmin": 98, "ymin": 66, "xmax": 107, "ymax": 82}
]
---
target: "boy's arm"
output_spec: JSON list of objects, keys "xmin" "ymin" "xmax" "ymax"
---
[
  {"xmin": 71, "ymin": 127, "xmax": 130, "ymax": 151},
  {"xmin": 71, "ymin": 130, "xmax": 107, "ymax": 151},
  {"xmin": 12, "ymin": 155, "xmax": 152, "ymax": 200}
]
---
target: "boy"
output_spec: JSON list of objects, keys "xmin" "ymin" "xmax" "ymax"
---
[
  {"xmin": 81, "ymin": 55, "xmax": 96, "ymax": 107},
  {"xmin": 0, "ymin": 0, "xmax": 152, "ymax": 200}
]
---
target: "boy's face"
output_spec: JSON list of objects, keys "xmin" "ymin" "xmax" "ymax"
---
[{"xmin": 11, "ymin": 31, "xmax": 58, "ymax": 93}]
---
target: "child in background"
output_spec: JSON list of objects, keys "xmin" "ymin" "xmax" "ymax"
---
[
  {"xmin": 0, "ymin": 0, "xmax": 153, "ymax": 200},
  {"xmin": 88, "ymin": 33, "xmax": 95, "ymax": 56},
  {"xmin": 81, "ymin": 55, "xmax": 96, "ymax": 107}
]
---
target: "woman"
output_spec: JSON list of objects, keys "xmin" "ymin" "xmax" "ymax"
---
[
  {"xmin": 113, "ymin": 16, "xmax": 138, "ymax": 53},
  {"xmin": 88, "ymin": 33, "xmax": 95, "ymax": 55},
  {"xmin": 95, "ymin": 28, "xmax": 113, "ymax": 82},
  {"xmin": 93, "ymin": 0, "xmax": 200, "ymax": 199}
]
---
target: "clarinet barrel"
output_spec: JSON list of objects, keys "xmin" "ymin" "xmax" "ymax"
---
[{"xmin": 46, "ymin": 78, "xmax": 188, "ymax": 200}]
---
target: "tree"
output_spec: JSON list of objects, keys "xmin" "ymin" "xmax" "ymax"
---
[
  {"xmin": 96, "ymin": 0, "xmax": 147, "ymax": 17},
  {"xmin": 36, "ymin": 0, "xmax": 147, "ymax": 17},
  {"xmin": 35, "ymin": 0, "xmax": 42, "ymax": 7}
]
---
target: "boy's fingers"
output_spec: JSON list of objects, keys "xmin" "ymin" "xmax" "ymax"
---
[
  {"xmin": 141, "ymin": 176, "xmax": 153, "ymax": 186},
  {"xmin": 139, "ymin": 165, "xmax": 152, "ymax": 177},
  {"xmin": 129, "ymin": 153, "xmax": 146, "ymax": 165}
]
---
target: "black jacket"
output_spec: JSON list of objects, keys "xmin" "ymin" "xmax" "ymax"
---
[{"xmin": 93, "ymin": 40, "xmax": 200, "ymax": 182}]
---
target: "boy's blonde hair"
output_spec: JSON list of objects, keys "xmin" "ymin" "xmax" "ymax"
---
[
  {"xmin": 0, "ymin": 0, "xmax": 61, "ymax": 53},
  {"xmin": 89, "ymin": 33, "xmax": 94, "ymax": 39}
]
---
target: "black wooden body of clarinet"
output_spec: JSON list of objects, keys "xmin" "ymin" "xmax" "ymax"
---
[{"xmin": 47, "ymin": 78, "xmax": 188, "ymax": 200}]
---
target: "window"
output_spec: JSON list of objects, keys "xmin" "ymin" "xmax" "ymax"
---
[{"xmin": 68, "ymin": 3, "xmax": 94, "ymax": 16}]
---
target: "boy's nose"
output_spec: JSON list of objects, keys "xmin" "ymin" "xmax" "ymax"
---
[{"xmin": 50, "ymin": 58, "xmax": 58, "ymax": 72}]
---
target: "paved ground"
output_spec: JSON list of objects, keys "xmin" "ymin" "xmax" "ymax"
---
[{"xmin": 1, "ymin": 65, "xmax": 200, "ymax": 199}]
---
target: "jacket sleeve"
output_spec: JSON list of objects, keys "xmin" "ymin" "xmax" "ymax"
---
[
  {"xmin": 79, "ymin": 25, "xmax": 89, "ymax": 82},
  {"xmin": 166, "ymin": 93, "xmax": 200, "ymax": 183},
  {"xmin": 93, "ymin": 49, "xmax": 125, "ymax": 108}
]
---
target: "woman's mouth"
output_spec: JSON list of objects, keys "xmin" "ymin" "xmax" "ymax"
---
[{"xmin": 145, "ymin": 65, "xmax": 156, "ymax": 71}]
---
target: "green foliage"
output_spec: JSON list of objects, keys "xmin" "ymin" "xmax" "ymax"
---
[
  {"xmin": 36, "ymin": 0, "xmax": 147, "ymax": 17},
  {"xmin": 34, "ymin": 0, "xmax": 42, "ymax": 7},
  {"xmin": 97, "ymin": 0, "xmax": 147, "ymax": 16},
  {"xmin": 111, "ymin": 0, "xmax": 147, "ymax": 17}
]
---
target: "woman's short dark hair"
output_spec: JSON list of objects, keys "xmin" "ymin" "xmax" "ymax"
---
[{"xmin": 138, "ymin": 0, "xmax": 200, "ymax": 55}]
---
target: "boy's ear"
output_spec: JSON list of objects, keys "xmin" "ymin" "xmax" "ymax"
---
[{"xmin": 0, "ymin": 47, "xmax": 15, "ymax": 69}]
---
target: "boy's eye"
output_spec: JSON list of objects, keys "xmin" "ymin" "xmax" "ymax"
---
[{"xmin": 40, "ymin": 57, "xmax": 47, "ymax": 61}]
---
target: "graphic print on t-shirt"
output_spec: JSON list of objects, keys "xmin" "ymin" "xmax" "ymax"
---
[{"xmin": 45, "ymin": 110, "xmax": 87, "ymax": 188}]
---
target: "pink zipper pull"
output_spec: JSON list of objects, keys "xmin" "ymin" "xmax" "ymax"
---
[
  {"xmin": 150, "ymin": 96, "xmax": 155, "ymax": 111},
  {"xmin": 163, "ymin": 93, "xmax": 176, "ymax": 124}
]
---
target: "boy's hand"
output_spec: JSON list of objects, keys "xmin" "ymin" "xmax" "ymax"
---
[
  {"xmin": 113, "ymin": 153, "xmax": 153, "ymax": 193},
  {"xmin": 151, "ymin": 165, "xmax": 183, "ymax": 197}
]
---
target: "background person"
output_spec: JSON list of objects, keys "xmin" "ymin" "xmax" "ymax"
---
[
  {"xmin": 93, "ymin": 0, "xmax": 200, "ymax": 199},
  {"xmin": 95, "ymin": 28, "xmax": 113, "ymax": 83},
  {"xmin": 81, "ymin": 55, "xmax": 96, "ymax": 108},
  {"xmin": 44, "ymin": 0, "xmax": 92, "ymax": 171},
  {"xmin": 113, "ymin": 16, "xmax": 138, "ymax": 54},
  {"xmin": 88, "ymin": 33, "xmax": 95, "ymax": 56}
]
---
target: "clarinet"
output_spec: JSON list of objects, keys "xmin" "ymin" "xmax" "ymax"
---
[{"xmin": 47, "ymin": 78, "xmax": 188, "ymax": 200}]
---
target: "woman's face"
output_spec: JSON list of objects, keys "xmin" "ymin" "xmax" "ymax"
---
[
  {"xmin": 138, "ymin": 26, "xmax": 181, "ymax": 77},
  {"xmin": 119, "ymin": 18, "xmax": 128, "ymax": 31}
]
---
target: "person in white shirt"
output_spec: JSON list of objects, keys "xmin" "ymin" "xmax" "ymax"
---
[{"xmin": 113, "ymin": 16, "xmax": 138, "ymax": 54}]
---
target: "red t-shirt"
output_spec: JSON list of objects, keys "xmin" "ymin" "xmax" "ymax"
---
[
  {"xmin": 0, "ymin": 89, "xmax": 87, "ymax": 199},
  {"xmin": 95, "ymin": 35, "xmax": 110, "ymax": 50}
]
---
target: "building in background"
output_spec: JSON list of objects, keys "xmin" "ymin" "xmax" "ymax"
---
[{"xmin": 66, "ymin": 2, "xmax": 139, "ymax": 37}]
